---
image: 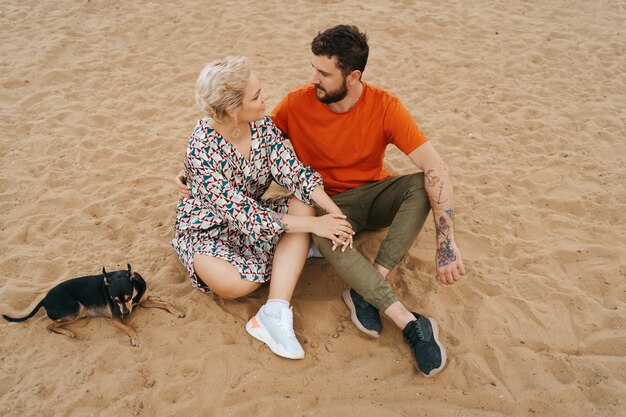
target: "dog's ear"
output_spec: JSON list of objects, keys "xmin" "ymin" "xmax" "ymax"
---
[
  {"xmin": 127, "ymin": 264, "xmax": 132, "ymax": 276},
  {"xmin": 102, "ymin": 267, "xmax": 110, "ymax": 285}
]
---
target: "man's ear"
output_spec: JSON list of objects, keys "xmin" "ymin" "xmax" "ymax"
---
[{"xmin": 348, "ymin": 70, "xmax": 362, "ymax": 85}]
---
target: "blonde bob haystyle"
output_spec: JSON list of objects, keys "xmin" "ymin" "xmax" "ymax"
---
[{"xmin": 195, "ymin": 56, "xmax": 250, "ymax": 122}]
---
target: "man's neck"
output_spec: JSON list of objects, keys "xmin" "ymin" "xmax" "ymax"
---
[{"xmin": 327, "ymin": 82, "xmax": 364, "ymax": 113}]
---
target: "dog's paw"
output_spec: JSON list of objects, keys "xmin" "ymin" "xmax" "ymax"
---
[
  {"xmin": 166, "ymin": 306, "xmax": 186, "ymax": 318},
  {"xmin": 130, "ymin": 337, "xmax": 141, "ymax": 348}
]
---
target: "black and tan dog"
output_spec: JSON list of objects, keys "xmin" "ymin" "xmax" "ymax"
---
[{"xmin": 2, "ymin": 264, "xmax": 184, "ymax": 346}]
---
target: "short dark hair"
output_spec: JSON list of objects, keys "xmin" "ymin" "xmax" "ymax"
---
[{"xmin": 311, "ymin": 25, "xmax": 369, "ymax": 77}]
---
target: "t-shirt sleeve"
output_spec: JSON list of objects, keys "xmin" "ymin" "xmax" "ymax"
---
[
  {"xmin": 270, "ymin": 95, "xmax": 290, "ymax": 138},
  {"xmin": 383, "ymin": 98, "xmax": 428, "ymax": 155}
]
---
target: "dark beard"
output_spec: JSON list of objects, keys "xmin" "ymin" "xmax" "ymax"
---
[{"xmin": 315, "ymin": 78, "xmax": 348, "ymax": 104}]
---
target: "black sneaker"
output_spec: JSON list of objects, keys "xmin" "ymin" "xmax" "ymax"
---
[
  {"xmin": 342, "ymin": 289, "xmax": 382, "ymax": 338},
  {"xmin": 402, "ymin": 313, "xmax": 447, "ymax": 377}
]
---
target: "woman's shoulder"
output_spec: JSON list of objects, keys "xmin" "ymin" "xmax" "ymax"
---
[
  {"xmin": 252, "ymin": 115, "xmax": 277, "ymax": 128},
  {"xmin": 190, "ymin": 118, "xmax": 216, "ymax": 142},
  {"xmin": 187, "ymin": 118, "xmax": 219, "ymax": 155},
  {"xmin": 252, "ymin": 116, "xmax": 282, "ymax": 137}
]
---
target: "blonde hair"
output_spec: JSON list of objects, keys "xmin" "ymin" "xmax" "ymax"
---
[{"xmin": 195, "ymin": 56, "xmax": 250, "ymax": 121}]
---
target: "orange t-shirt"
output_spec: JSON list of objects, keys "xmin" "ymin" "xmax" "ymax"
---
[{"xmin": 271, "ymin": 83, "xmax": 428, "ymax": 196}]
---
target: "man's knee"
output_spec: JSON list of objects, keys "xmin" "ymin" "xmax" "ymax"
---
[
  {"xmin": 311, "ymin": 233, "xmax": 331, "ymax": 251},
  {"xmin": 403, "ymin": 172, "xmax": 425, "ymax": 193},
  {"xmin": 311, "ymin": 233, "xmax": 345, "ymax": 260}
]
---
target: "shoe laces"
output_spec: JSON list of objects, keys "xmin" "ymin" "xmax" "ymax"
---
[
  {"xmin": 405, "ymin": 318, "xmax": 430, "ymax": 345},
  {"xmin": 404, "ymin": 323, "xmax": 422, "ymax": 346},
  {"xmin": 277, "ymin": 307, "xmax": 296, "ymax": 337}
]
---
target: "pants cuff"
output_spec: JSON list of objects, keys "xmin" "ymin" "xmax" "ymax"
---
[
  {"xmin": 369, "ymin": 289, "xmax": 397, "ymax": 312},
  {"xmin": 374, "ymin": 253, "xmax": 400, "ymax": 271}
]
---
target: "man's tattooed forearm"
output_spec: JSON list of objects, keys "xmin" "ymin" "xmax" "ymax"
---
[
  {"xmin": 445, "ymin": 208, "xmax": 454, "ymax": 220},
  {"xmin": 424, "ymin": 169, "xmax": 440, "ymax": 187},
  {"xmin": 435, "ymin": 182, "xmax": 448, "ymax": 205},
  {"xmin": 436, "ymin": 215, "xmax": 449, "ymax": 238},
  {"xmin": 437, "ymin": 236, "xmax": 456, "ymax": 267},
  {"xmin": 425, "ymin": 170, "xmax": 448, "ymax": 205}
]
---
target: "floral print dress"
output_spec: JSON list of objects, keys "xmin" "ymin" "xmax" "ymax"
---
[{"xmin": 171, "ymin": 116, "xmax": 323, "ymax": 293}]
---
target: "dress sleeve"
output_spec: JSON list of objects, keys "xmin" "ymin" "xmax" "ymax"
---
[
  {"xmin": 186, "ymin": 134, "xmax": 285, "ymax": 242},
  {"xmin": 267, "ymin": 118, "xmax": 323, "ymax": 206}
]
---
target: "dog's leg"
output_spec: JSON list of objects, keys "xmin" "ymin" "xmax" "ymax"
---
[
  {"xmin": 140, "ymin": 297, "xmax": 185, "ymax": 318},
  {"xmin": 110, "ymin": 317, "xmax": 141, "ymax": 347},
  {"xmin": 46, "ymin": 305, "xmax": 86, "ymax": 338}
]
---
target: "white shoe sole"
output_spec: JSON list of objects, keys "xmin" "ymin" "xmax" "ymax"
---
[
  {"xmin": 245, "ymin": 315, "xmax": 304, "ymax": 360},
  {"xmin": 421, "ymin": 317, "xmax": 447, "ymax": 378},
  {"xmin": 342, "ymin": 290, "xmax": 380, "ymax": 338}
]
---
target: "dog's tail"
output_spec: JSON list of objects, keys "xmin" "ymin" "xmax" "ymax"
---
[{"xmin": 2, "ymin": 300, "xmax": 45, "ymax": 322}]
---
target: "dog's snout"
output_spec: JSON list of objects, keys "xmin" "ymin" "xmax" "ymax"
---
[
  {"xmin": 124, "ymin": 301, "xmax": 134, "ymax": 315},
  {"xmin": 119, "ymin": 303, "xmax": 130, "ymax": 316}
]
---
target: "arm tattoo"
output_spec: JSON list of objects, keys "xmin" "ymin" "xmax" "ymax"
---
[
  {"xmin": 436, "ymin": 215, "xmax": 449, "ymax": 238},
  {"xmin": 424, "ymin": 170, "xmax": 440, "ymax": 187},
  {"xmin": 435, "ymin": 182, "xmax": 448, "ymax": 205},
  {"xmin": 437, "ymin": 236, "xmax": 457, "ymax": 267},
  {"xmin": 425, "ymin": 170, "xmax": 448, "ymax": 205},
  {"xmin": 271, "ymin": 211, "xmax": 288, "ymax": 232}
]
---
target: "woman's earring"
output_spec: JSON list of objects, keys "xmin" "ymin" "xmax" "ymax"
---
[{"xmin": 231, "ymin": 116, "xmax": 241, "ymax": 140}]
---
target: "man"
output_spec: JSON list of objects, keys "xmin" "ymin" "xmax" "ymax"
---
[{"xmin": 179, "ymin": 25, "xmax": 465, "ymax": 377}]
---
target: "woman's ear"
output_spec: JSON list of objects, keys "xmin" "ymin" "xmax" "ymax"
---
[{"xmin": 226, "ymin": 106, "xmax": 241, "ymax": 122}]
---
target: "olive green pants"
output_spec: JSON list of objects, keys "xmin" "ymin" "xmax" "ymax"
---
[{"xmin": 312, "ymin": 173, "xmax": 431, "ymax": 311}]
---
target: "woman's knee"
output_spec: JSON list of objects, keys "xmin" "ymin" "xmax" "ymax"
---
[
  {"xmin": 214, "ymin": 283, "xmax": 259, "ymax": 300},
  {"xmin": 205, "ymin": 276, "xmax": 260, "ymax": 300},
  {"xmin": 193, "ymin": 254, "xmax": 259, "ymax": 299},
  {"xmin": 287, "ymin": 196, "xmax": 316, "ymax": 216}
]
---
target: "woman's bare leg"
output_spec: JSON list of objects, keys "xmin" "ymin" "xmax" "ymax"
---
[
  {"xmin": 193, "ymin": 254, "xmax": 261, "ymax": 299},
  {"xmin": 268, "ymin": 197, "xmax": 315, "ymax": 301},
  {"xmin": 245, "ymin": 197, "xmax": 314, "ymax": 359}
]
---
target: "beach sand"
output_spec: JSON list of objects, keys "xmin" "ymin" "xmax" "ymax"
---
[{"xmin": 1, "ymin": 1, "xmax": 625, "ymax": 416}]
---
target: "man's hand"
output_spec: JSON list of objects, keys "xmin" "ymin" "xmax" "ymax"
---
[
  {"xmin": 435, "ymin": 237, "xmax": 465, "ymax": 285},
  {"xmin": 176, "ymin": 169, "xmax": 191, "ymax": 199}
]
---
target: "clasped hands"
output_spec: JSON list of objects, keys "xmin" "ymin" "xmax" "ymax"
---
[{"xmin": 313, "ymin": 213, "xmax": 354, "ymax": 252}]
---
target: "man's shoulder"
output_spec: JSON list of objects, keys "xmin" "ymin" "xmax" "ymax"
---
[
  {"xmin": 363, "ymin": 82, "xmax": 400, "ymax": 104},
  {"xmin": 284, "ymin": 84, "xmax": 316, "ymax": 102}
]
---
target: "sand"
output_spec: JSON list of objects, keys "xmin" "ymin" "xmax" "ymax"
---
[{"xmin": 1, "ymin": 1, "xmax": 625, "ymax": 416}]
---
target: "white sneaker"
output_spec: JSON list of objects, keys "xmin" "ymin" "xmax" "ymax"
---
[{"xmin": 245, "ymin": 307, "xmax": 305, "ymax": 359}]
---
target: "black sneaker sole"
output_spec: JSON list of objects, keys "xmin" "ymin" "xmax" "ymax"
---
[
  {"xmin": 420, "ymin": 316, "xmax": 447, "ymax": 378},
  {"xmin": 342, "ymin": 290, "xmax": 381, "ymax": 338}
]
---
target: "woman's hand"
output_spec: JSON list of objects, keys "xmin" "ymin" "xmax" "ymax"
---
[
  {"xmin": 312, "ymin": 214, "xmax": 354, "ymax": 252},
  {"xmin": 176, "ymin": 170, "xmax": 191, "ymax": 199}
]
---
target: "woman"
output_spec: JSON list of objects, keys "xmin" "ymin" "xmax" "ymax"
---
[{"xmin": 171, "ymin": 56, "xmax": 353, "ymax": 360}]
